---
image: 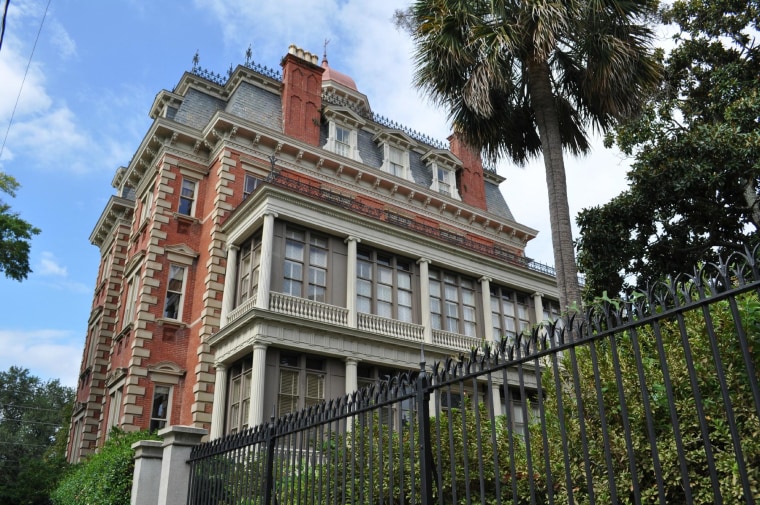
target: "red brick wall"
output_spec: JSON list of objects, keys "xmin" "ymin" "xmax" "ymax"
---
[
  {"xmin": 448, "ymin": 134, "xmax": 488, "ymax": 211},
  {"xmin": 281, "ymin": 53, "xmax": 324, "ymax": 146}
]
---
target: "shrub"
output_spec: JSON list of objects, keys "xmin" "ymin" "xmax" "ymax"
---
[{"xmin": 51, "ymin": 429, "xmax": 160, "ymax": 505}]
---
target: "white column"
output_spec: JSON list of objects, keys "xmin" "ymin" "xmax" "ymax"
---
[
  {"xmin": 345, "ymin": 357, "xmax": 358, "ymax": 395},
  {"xmin": 345, "ymin": 237, "xmax": 360, "ymax": 327},
  {"xmin": 491, "ymin": 383, "xmax": 503, "ymax": 418},
  {"xmin": 479, "ymin": 276, "xmax": 494, "ymax": 345},
  {"xmin": 345, "ymin": 358, "xmax": 359, "ymax": 433},
  {"xmin": 209, "ymin": 364, "xmax": 227, "ymax": 439},
  {"xmin": 248, "ymin": 342, "xmax": 268, "ymax": 427},
  {"xmin": 255, "ymin": 212, "xmax": 277, "ymax": 310},
  {"xmin": 219, "ymin": 246, "xmax": 239, "ymax": 326},
  {"xmin": 417, "ymin": 258, "xmax": 432, "ymax": 344},
  {"xmin": 532, "ymin": 292, "xmax": 544, "ymax": 323}
]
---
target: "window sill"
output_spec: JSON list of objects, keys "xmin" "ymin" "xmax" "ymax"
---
[
  {"xmin": 156, "ymin": 318, "xmax": 187, "ymax": 329},
  {"xmin": 115, "ymin": 322, "xmax": 133, "ymax": 342},
  {"xmin": 173, "ymin": 212, "xmax": 199, "ymax": 224}
]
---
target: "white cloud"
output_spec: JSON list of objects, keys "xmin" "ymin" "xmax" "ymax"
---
[
  {"xmin": 0, "ymin": 329, "xmax": 83, "ymax": 388},
  {"xmin": 38, "ymin": 251, "xmax": 68, "ymax": 276}
]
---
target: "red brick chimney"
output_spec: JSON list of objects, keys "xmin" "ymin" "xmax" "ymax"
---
[
  {"xmin": 281, "ymin": 45, "xmax": 324, "ymax": 146},
  {"xmin": 448, "ymin": 133, "xmax": 488, "ymax": 211}
]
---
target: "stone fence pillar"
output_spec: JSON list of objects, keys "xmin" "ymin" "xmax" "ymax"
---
[{"xmin": 131, "ymin": 440, "xmax": 163, "ymax": 505}]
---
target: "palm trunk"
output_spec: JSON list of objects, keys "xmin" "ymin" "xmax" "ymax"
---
[{"xmin": 526, "ymin": 57, "xmax": 582, "ymax": 315}]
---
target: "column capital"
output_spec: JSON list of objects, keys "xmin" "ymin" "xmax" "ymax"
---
[
  {"xmin": 532, "ymin": 292, "xmax": 544, "ymax": 299},
  {"xmin": 253, "ymin": 341, "xmax": 269, "ymax": 351},
  {"xmin": 479, "ymin": 276, "xmax": 492, "ymax": 284},
  {"xmin": 263, "ymin": 210, "xmax": 279, "ymax": 219},
  {"xmin": 344, "ymin": 236, "xmax": 361, "ymax": 245},
  {"xmin": 344, "ymin": 357, "xmax": 359, "ymax": 365},
  {"xmin": 416, "ymin": 257, "xmax": 431, "ymax": 265},
  {"xmin": 227, "ymin": 244, "xmax": 240, "ymax": 253},
  {"xmin": 214, "ymin": 363, "xmax": 226, "ymax": 372}
]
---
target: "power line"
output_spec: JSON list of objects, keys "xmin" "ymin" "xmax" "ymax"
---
[
  {"xmin": 0, "ymin": 0, "xmax": 51, "ymax": 161},
  {"xmin": 0, "ymin": 403, "xmax": 65, "ymax": 413},
  {"xmin": 0, "ymin": 0, "xmax": 9, "ymax": 52}
]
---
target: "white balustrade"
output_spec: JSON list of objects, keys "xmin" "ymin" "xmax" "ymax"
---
[
  {"xmin": 432, "ymin": 329, "xmax": 483, "ymax": 353},
  {"xmin": 226, "ymin": 294, "xmax": 258, "ymax": 324},
  {"xmin": 357, "ymin": 313, "xmax": 424, "ymax": 342},
  {"xmin": 269, "ymin": 292, "xmax": 349, "ymax": 325}
]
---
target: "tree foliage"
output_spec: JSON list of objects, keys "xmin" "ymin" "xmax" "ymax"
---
[
  {"xmin": 51, "ymin": 429, "xmax": 160, "ymax": 505},
  {"xmin": 0, "ymin": 367, "xmax": 74, "ymax": 505},
  {"xmin": 401, "ymin": 0, "xmax": 661, "ymax": 311},
  {"xmin": 576, "ymin": 0, "xmax": 760, "ymax": 297},
  {"xmin": 0, "ymin": 172, "xmax": 40, "ymax": 281}
]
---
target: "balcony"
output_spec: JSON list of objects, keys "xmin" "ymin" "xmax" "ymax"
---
[{"xmin": 225, "ymin": 292, "xmax": 482, "ymax": 354}]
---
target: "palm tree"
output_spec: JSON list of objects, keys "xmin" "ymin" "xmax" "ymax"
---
[{"xmin": 405, "ymin": 0, "xmax": 661, "ymax": 312}]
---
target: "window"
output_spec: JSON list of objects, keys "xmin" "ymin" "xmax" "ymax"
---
[
  {"xmin": 491, "ymin": 286, "xmax": 532, "ymax": 341},
  {"xmin": 388, "ymin": 146, "xmax": 406, "ymax": 177},
  {"xmin": 100, "ymin": 252, "xmax": 111, "ymax": 283},
  {"xmin": 140, "ymin": 184, "xmax": 154, "ymax": 223},
  {"xmin": 429, "ymin": 269, "xmax": 478, "ymax": 337},
  {"xmin": 357, "ymin": 248, "xmax": 414, "ymax": 323},
  {"xmin": 236, "ymin": 234, "xmax": 262, "ymax": 306},
  {"xmin": 243, "ymin": 174, "xmax": 262, "ymax": 200},
  {"xmin": 107, "ymin": 386, "xmax": 123, "ymax": 433},
  {"xmin": 334, "ymin": 125, "xmax": 351, "ymax": 157},
  {"xmin": 325, "ymin": 121, "xmax": 361, "ymax": 161},
  {"xmin": 150, "ymin": 385, "xmax": 171, "ymax": 432},
  {"xmin": 123, "ymin": 273, "xmax": 139, "ymax": 329},
  {"xmin": 278, "ymin": 352, "xmax": 326, "ymax": 417},
  {"xmin": 178, "ymin": 179, "xmax": 197, "ymax": 216},
  {"xmin": 503, "ymin": 389, "xmax": 538, "ymax": 439},
  {"xmin": 283, "ymin": 228, "xmax": 328, "ymax": 302},
  {"xmin": 227, "ymin": 359, "xmax": 252, "ymax": 434},
  {"xmin": 163, "ymin": 265, "xmax": 186, "ymax": 320}
]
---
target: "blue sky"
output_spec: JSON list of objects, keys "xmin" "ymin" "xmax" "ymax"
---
[{"xmin": 0, "ymin": 0, "xmax": 642, "ymax": 388}]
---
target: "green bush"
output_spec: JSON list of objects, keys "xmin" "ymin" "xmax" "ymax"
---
[{"xmin": 51, "ymin": 429, "xmax": 160, "ymax": 505}]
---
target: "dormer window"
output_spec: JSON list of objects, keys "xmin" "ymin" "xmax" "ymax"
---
[
  {"xmin": 423, "ymin": 150, "xmax": 462, "ymax": 201},
  {"xmin": 324, "ymin": 121, "xmax": 362, "ymax": 162},
  {"xmin": 436, "ymin": 166, "xmax": 458, "ymax": 198},
  {"xmin": 374, "ymin": 130, "xmax": 416, "ymax": 182},
  {"xmin": 388, "ymin": 146, "xmax": 405, "ymax": 177}
]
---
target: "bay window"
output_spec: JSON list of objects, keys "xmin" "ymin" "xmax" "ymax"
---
[
  {"xmin": 236, "ymin": 233, "xmax": 262, "ymax": 306},
  {"xmin": 491, "ymin": 285, "xmax": 532, "ymax": 341},
  {"xmin": 278, "ymin": 352, "xmax": 326, "ymax": 417},
  {"xmin": 283, "ymin": 228, "xmax": 328, "ymax": 302}
]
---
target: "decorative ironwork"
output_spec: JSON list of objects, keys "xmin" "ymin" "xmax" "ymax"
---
[
  {"xmin": 188, "ymin": 247, "xmax": 760, "ymax": 505},
  {"xmin": 371, "ymin": 112, "xmax": 448, "ymax": 150}
]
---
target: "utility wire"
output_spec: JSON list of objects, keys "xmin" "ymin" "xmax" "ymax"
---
[
  {"xmin": 0, "ymin": 0, "xmax": 9, "ymax": 52},
  {"xmin": 0, "ymin": 403, "xmax": 65, "ymax": 413},
  {"xmin": 0, "ymin": 0, "xmax": 51, "ymax": 161}
]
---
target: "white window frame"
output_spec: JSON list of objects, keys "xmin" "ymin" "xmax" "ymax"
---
[
  {"xmin": 430, "ymin": 162, "xmax": 461, "ymax": 200},
  {"xmin": 149, "ymin": 384, "xmax": 172, "ymax": 432},
  {"xmin": 323, "ymin": 116, "xmax": 363, "ymax": 162},
  {"xmin": 123, "ymin": 272, "xmax": 140, "ymax": 329},
  {"xmin": 178, "ymin": 178, "xmax": 197, "ymax": 216},
  {"xmin": 243, "ymin": 173, "xmax": 262, "ymax": 200},
  {"xmin": 381, "ymin": 143, "xmax": 412, "ymax": 180},
  {"xmin": 163, "ymin": 264, "xmax": 187, "ymax": 320},
  {"xmin": 140, "ymin": 183, "xmax": 155, "ymax": 223},
  {"xmin": 106, "ymin": 383, "xmax": 124, "ymax": 435}
]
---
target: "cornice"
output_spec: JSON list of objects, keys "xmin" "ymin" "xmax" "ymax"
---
[{"xmin": 89, "ymin": 196, "xmax": 134, "ymax": 249}]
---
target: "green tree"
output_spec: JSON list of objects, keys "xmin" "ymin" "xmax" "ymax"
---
[
  {"xmin": 576, "ymin": 0, "xmax": 760, "ymax": 297},
  {"xmin": 0, "ymin": 172, "xmax": 40, "ymax": 281},
  {"xmin": 400, "ymin": 0, "xmax": 661, "ymax": 312},
  {"xmin": 0, "ymin": 367, "xmax": 74, "ymax": 505},
  {"xmin": 51, "ymin": 429, "xmax": 161, "ymax": 505}
]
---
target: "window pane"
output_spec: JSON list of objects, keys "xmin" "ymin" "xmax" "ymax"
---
[
  {"xmin": 397, "ymin": 272, "xmax": 411, "ymax": 290},
  {"xmin": 444, "ymin": 285, "xmax": 458, "ymax": 301},
  {"xmin": 310, "ymin": 248, "xmax": 328, "ymax": 268},
  {"xmin": 357, "ymin": 279, "xmax": 372, "ymax": 297},
  {"xmin": 285, "ymin": 240, "xmax": 304, "ymax": 261},
  {"xmin": 397, "ymin": 290, "xmax": 412, "ymax": 306},
  {"xmin": 309, "ymin": 267, "xmax": 326, "ymax": 287},
  {"xmin": 284, "ymin": 260, "xmax": 303, "ymax": 280},
  {"xmin": 377, "ymin": 284, "xmax": 392, "ymax": 303},
  {"xmin": 398, "ymin": 306, "xmax": 413, "ymax": 323},
  {"xmin": 164, "ymin": 292, "xmax": 181, "ymax": 319},
  {"xmin": 357, "ymin": 261, "xmax": 372, "ymax": 279},
  {"xmin": 378, "ymin": 301, "xmax": 392, "ymax": 319},
  {"xmin": 377, "ymin": 266, "xmax": 392, "ymax": 285},
  {"xmin": 357, "ymin": 297, "xmax": 371, "ymax": 313}
]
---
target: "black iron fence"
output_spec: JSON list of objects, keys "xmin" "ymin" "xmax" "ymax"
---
[{"xmin": 188, "ymin": 249, "xmax": 760, "ymax": 505}]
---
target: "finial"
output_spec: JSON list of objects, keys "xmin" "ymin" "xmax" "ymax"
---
[
  {"xmin": 323, "ymin": 38, "xmax": 330, "ymax": 64},
  {"xmin": 245, "ymin": 44, "xmax": 253, "ymax": 66},
  {"xmin": 227, "ymin": 63, "xmax": 233, "ymax": 78},
  {"xmin": 192, "ymin": 50, "xmax": 200, "ymax": 71}
]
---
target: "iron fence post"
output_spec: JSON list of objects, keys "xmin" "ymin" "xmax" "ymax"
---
[
  {"xmin": 263, "ymin": 420, "xmax": 276, "ymax": 505},
  {"xmin": 416, "ymin": 362, "xmax": 434, "ymax": 505}
]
